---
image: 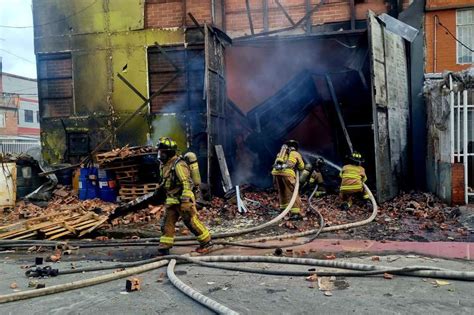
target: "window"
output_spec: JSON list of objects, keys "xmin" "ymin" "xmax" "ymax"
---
[
  {"xmin": 0, "ymin": 111, "xmax": 5, "ymax": 128},
  {"xmin": 457, "ymin": 9, "xmax": 474, "ymax": 64},
  {"xmin": 38, "ymin": 53, "xmax": 73, "ymax": 118},
  {"xmin": 24, "ymin": 109, "xmax": 34, "ymax": 123}
]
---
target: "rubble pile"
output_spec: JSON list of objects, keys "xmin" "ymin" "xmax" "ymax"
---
[{"xmin": 0, "ymin": 186, "xmax": 117, "ymax": 240}]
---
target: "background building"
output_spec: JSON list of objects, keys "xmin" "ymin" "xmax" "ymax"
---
[
  {"xmin": 0, "ymin": 59, "xmax": 40, "ymax": 154},
  {"xmin": 423, "ymin": 0, "xmax": 473, "ymax": 204}
]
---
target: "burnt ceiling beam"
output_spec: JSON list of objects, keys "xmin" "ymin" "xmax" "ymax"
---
[
  {"xmin": 154, "ymin": 42, "xmax": 181, "ymax": 72},
  {"xmin": 275, "ymin": 0, "xmax": 296, "ymax": 26},
  {"xmin": 188, "ymin": 13, "xmax": 205, "ymax": 35},
  {"xmin": 325, "ymin": 74, "xmax": 354, "ymax": 154},
  {"xmin": 245, "ymin": 0, "xmax": 255, "ymax": 35},
  {"xmin": 117, "ymin": 73, "xmax": 147, "ymax": 102},
  {"xmin": 263, "ymin": 0, "xmax": 269, "ymax": 32},
  {"xmin": 350, "ymin": 0, "xmax": 356, "ymax": 30},
  {"xmin": 305, "ymin": 0, "xmax": 312, "ymax": 34},
  {"xmin": 234, "ymin": 0, "xmax": 325, "ymax": 41}
]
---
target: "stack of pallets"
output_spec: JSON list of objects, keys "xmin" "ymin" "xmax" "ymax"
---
[
  {"xmin": 96, "ymin": 145, "xmax": 160, "ymax": 202},
  {"xmin": 0, "ymin": 211, "xmax": 108, "ymax": 240}
]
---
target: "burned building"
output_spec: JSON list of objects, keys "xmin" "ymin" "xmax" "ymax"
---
[{"xmin": 32, "ymin": 0, "xmax": 419, "ymax": 202}]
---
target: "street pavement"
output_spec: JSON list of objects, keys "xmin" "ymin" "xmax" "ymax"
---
[{"xmin": 0, "ymin": 249, "xmax": 473, "ymax": 315}]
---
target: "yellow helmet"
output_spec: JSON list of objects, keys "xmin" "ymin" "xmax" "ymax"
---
[
  {"xmin": 350, "ymin": 151, "xmax": 363, "ymax": 163},
  {"xmin": 157, "ymin": 137, "xmax": 177, "ymax": 151}
]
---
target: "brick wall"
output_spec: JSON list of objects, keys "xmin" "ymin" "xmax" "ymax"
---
[
  {"xmin": 145, "ymin": 0, "xmax": 211, "ymax": 28},
  {"xmin": 225, "ymin": 0, "xmax": 389, "ymax": 37},
  {"xmin": 451, "ymin": 162, "xmax": 465, "ymax": 205},
  {"xmin": 426, "ymin": 0, "xmax": 474, "ymax": 10},
  {"xmin": 145, "ymin": 0, "xmax": 405, "ymax": 36},
  {"xmin": 425, "ymin": 9, "xmax": 473, "ymax": 73},
  {"xmin": 0, "ymin": 110, "xmax": 19, "ymax": 136},
  {"xmin": 37, "ymin": 54, "xmax": 73, "ymax": 118}
]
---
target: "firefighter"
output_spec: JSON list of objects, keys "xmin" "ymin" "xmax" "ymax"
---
[
  {"xmin": 156, "ymin": 137, "xmax": 212, "ymax": 255},
  {"xmin": 339, "ymin": 151, "xmax": 369, "ymax": 210},
  {"xmin": 300, "ymin": 158, "xmax": 326, "ymax": 197},
  {"xmin": 272, "ymin": 139, "xmax": 305, "ymax": 220}
]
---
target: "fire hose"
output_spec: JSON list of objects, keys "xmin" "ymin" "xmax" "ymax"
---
[
  {"xmin": 4, "ymin": 255, "xmax": 473, "ymax": 307},
  {"xmin": 167, "ymin": 259, "xmax": 239, "ymax": 315},
  {"xmin": 0, "ymin": 157, "xmax": 372, "ymax": 251}
]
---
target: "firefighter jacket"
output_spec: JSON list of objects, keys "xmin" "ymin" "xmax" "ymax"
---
[
  {"xmin": 339, "ymin": 164, "xmax": 367, "ymax": 192},
  {"xmin": 271, "ymin": 150, "xmax": 305, "ymax": 178},
  {"xmin": 161, "ymin": 155, "xmax": 195, "ymax": 205}
]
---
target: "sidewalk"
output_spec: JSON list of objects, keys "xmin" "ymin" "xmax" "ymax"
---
[{"xmin": 300, "ymin": 239, "xmax": 474, "ymax": 260}]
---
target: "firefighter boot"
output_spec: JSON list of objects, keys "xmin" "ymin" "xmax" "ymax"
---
[
  {"xmin": 195, "ymin": 241, "xmax": 214, "ymax": 254},
  {"xmin": 157, "ymin": 246, "xmax": 171, "ymax": 256}
]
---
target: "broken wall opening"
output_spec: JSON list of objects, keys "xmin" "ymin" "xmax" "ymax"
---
[{"xmin": 225, "ymin": 33, "xmax": 376, "ymax": 190}]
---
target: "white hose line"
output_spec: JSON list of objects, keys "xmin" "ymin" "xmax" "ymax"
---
[
  {"xmin": 0, "ymin": 260, "xmax": 169, "ymax": 304},
  {"xmin": 167, "ymin": 259, "xmax": 240, "ymax": 315},
  {"xmin": 175, "ymin": 172, "xmax": 300, "ymax": 241},
  {"xmin": 233, "ymin": 161, "xmax": 378, "ymax": 244},
  {"xmin": 191, "ymin": 256, "xmax": 474, "ymax": 281}
]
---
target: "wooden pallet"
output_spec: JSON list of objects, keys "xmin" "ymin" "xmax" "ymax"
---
[
  {"xmin": 118, "ymin": 183, "xmax": 160, "ymax": 200},
  {"xmin": 0, "ymin": 212, "xmax": 108, "ymax": 240},
  {"xmin": 95, "ymin": 146, "xmax": 158, "ymax": 165}
]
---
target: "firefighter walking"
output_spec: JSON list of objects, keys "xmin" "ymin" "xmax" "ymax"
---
[
  {"xmin": 156, "ymin": 137, "xmax": 212, "ymax": 255},
  {"xmin": 339, "ymin": 151, "xmax": 369, "ymax": 210},
  {"xmin": 272, "ymin": 140, "xmax": 305, "ymax": 220}
]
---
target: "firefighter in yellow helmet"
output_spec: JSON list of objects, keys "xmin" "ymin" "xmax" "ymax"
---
[
  {"xmin": 156, "ymin": 137, "xmax": 212, "ymax": 255},
  {"xmin": 271, "ymin": 140, "xmax": 305, "ymax": 220},
  {"xmin": 339, "ymin": 151, "xmax": 369, "ymax": 210}
]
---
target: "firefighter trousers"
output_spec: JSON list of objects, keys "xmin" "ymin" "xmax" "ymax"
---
[
  {"xmin": 159, "ymin": 202, "xmax": 211, "ymax": 248},
  {"xmin": 340, "ymin": 189, "xmax": 369, "ymax": 208},
  {"xmin": 274, "ymin": 175, "xmax": 302, "ymax": 214}
]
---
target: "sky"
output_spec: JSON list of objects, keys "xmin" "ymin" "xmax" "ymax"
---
[{"xmin": 0, "ymin": 0, "xmax": 36, "ymax": 78}]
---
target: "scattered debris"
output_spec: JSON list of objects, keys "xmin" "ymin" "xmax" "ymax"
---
[
  {"xmin": 9, "ymin": 282, "xmax": 18, "ymax": 289},
  {"xmin": 306, "ymin": 274, "xmax": 318, "ymax": 282},
  {"xmin": 383, "ymin": 273, "xmax": 394, "ymax": 280},
  {"xmin": 126, "ymin": 277, "xmax": 141, "ymax": 292},
  {"xmin": 433, "ymin": 280, "xmax": 450, "ymax": 287}
]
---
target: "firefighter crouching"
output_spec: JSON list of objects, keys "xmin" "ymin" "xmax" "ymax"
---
[
  {"xmin": 339, "ymin": 151, "xmax": 369, "ymax": 210},
  {"xmin": 156, "ymin": 137, "xmax": 212, "ymax": 255},
  {"xmin": 300, "ymin": 157, "xmax": 326, "ymax": 197},
  {"xmin": 272, "ymin": 140, "xmax": 305, "ymax": 220}
]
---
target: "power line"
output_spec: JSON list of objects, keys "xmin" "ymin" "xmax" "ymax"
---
[
  {"xmin": 0, "ymin": 0, "xmax": 97, "ymax": 29},
  {"xmin": 0, "ymin": 49, "xmax": 35, "ymax": 64},
  {"xmin": 436, "ymin": 16, "xmax": 474, "ymax": 53}
]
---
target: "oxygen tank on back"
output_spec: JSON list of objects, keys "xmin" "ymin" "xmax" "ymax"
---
[
  {"xmin": 273, "ymin": 144, "xmax": 289, "ymax": 170},
  {"xmin": 183, "ymin": 152, "xmax": 201, "ymax": 187}
]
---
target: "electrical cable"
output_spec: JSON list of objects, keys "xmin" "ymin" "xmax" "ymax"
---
[
  {"xmin": 435, "ymin": 16, "xmax": 474, "ymax": 53},
  {"xmin": 167, "ymin": 259, "xmax": 239, "ymax": 315}
]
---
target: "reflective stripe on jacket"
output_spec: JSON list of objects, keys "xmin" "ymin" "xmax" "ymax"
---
[
  {"xmin": 339, "ymin": 164, "xmax": 367, "ymax": 191},
  {"xmin": 272, "ymin": 150, "xmax": 305, "ymax": 178}
]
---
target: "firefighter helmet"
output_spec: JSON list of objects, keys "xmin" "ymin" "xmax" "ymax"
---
[
  {"xmin": 157, "ymin": 137, "xmax": 178, "ymax": 151},
  {"xmin": 157, "ymin": 137, "xmax": 177, "ymax": 162},
  {"xmin": 285, "ymin": 139, "xmax": 299, "ymax": 151},
  {"xmin": 350, "ymin": 151, "xmax": 364, "ymax": 163}
]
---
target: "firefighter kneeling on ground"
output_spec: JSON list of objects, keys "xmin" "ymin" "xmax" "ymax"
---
[
  {"xmin": 272, "ymin": 139, "xmax": 305, "ymax": 220},
  {"xmin": 339, "ymin": 151, "xmax": 369, "ymax": 210},
  {"xmin": 156, "ymin": 137, "xmax": 212, "ymax": 255}
]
